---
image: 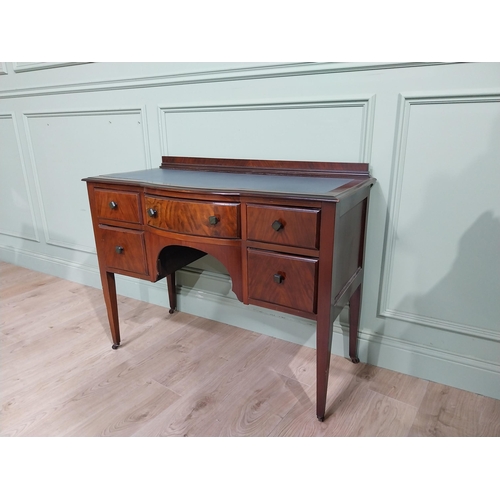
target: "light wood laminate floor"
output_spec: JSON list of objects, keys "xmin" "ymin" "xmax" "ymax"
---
[{"xmin": 1, "ymin": 261, "xmax": 499, "ymax": 437}]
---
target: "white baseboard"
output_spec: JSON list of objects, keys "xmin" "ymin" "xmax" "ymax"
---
[
  {"xmin": 2, "ymin": 245, "xmax": 499, "ymax": 400},
  {"xmin": 0, "ymin": 245, "xmax": 102, "ymax": 288}
]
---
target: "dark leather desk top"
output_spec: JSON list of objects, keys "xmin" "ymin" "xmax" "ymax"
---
[{"xmin": 86, "ymin": 168, "xmax": 354, "ymax": 199}]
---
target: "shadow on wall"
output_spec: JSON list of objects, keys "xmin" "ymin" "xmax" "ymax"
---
[
  {"xmin": 402, "ymin": 211, "xmax": 500, "ymax": 333},
  {"xmin": 364, "ymin": 116, "xmax": 500, "ymax": 394}
]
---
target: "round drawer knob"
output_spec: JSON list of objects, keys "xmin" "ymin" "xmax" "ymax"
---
[
  {"xmin": 115, "ymin": 246, "xmax": 124, "ymax": 254},
  {"xmin": 147, "ymin": 208, "xmax": 157, "ymax": 218},
  {"xmin": 272, "ymin": 220, "xmax": 283, "ymax": 231},
  {"xmin": 208, "ymin": 215, "xmax": 219, "ymax": 225},
  {"xmin": 109, "ymin": 201, "xmax": 118, "ymax": 210}
]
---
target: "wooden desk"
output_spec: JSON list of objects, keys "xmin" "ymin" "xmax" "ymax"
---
[{"xmin": 83, "ymin": 156, "xmax": 375, "ymax": 421}]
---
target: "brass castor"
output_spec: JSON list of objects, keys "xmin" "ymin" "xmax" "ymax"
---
[{"xmin": 112, "ymin": 343, "xmax": 120, "ymax": 350}]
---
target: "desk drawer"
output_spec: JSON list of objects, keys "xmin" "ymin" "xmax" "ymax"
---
[
  {"xmin": 95, "ymin": 189, "xmax": 141, "ymax": 224},
  {"xmin": 246, "ymin": 204, "xmax": 320, "ymax": 249},
  {"xmin": 145, "ymin": 196, "xmax": 240, "ymax": 238},
  {"xmin": 97, "ymin": 225, "xmax": 148, "ymax": 275},
  {"xmin": 247, "ymin": 249, "xmax": 318, "ymax": 314}
]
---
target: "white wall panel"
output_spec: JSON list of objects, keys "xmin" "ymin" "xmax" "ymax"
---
[
  {"xmin": 380, "ymin": 94, "xmax": 500, "ymax": 341},
  {"xmin": 0, "ymin": 114, "xmax": 38, "ymax": 241},
  {"xmin": 159, "ymin": 98, "xmax": 374, "ymax": 162},
  {"xmin": 24, "ymin": 109, "xmax": 149, "ymax": 252}
]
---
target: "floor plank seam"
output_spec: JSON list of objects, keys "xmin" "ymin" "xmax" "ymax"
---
[{"xmin": 2, "ymin": 262, "xmax": 500, "ymax": 437}]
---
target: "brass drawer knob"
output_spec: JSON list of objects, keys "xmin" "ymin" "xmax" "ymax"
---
[
  {"xmin": 208, "ymin": 215, "xmax": 219, "ymax": 225},
  {"xmin": 109, "ymin": 201, "xmax": 118, "ymax": 210},
  {"xmin": 115, "ymin": 246, "xmax": 124, "ymax": 254},
  {"xmin": 272, "ymin": 220, "xmax": 283, "ymax": 231},
  {"xmin": 273, "ymin": 273, "xmax": 285, "ymax": 284},
  {"xmin": 147, "ymin": 208, "xmax": 157, "ymax": 218}
]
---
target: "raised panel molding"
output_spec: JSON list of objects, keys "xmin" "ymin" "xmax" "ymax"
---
[
  {"xmin": 12, "ymin": 62, "xmax": 91, "ymax": 73},
  {"xmin": 0, "ymin": 62, "xmax": 456, "ymax": 100},
  {"xmin": 379, "ymin": 92, "xmax": 500, "ymax": 342},
  {"xmin": 159, "ymin": 97, "xmax": 375, "ymax": 163},
  {"xmin": 0, "ymin": 114, "xmax": 39, "ymax": 241},
  {"xmin": 23, "ymin": 107, "xmax": 150, "ymax": 253},
  {"xmin": 0, "ymin": 63, "xmax": 7, "ymax": 75}
]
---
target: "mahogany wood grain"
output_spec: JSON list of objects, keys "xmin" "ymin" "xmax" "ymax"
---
[
  {"xmin": 146, "ymin": 231, "xmax": 244, "ymax": 303},
  {"xmin": 315, "ymin": 202, "xmax": 337, "ymax": 420},
  {"xmin": 349, "ymin": 285, "xmax": 362, "ymax": 362},
  {"xmin": 331, "ymin": 200, "xmax": 364, "ymax": 301},
  {"xmin": 94, "ymin": 188, "xmax": 142, "ymax": 224},
  {"xmin": 96, "ymin": 225, "xmax": 148, "ymax": 276},
  {"xmin": 102, "ymin": 271, "xmax": 121, "ymax": 347},
  {"xmin": 246, "ymin": 204, "xmax": 320, "ymax": 250},
  {"xmin": 247, "ymin": 249, "xmax": 318, "ymax": 314},
  {"xmin": 144, "ymin": 196, "xmax": 240, "ymax": 239},
  {"xmin": 166, "ymin": 273, "xmax": 176, "ymax": 313},
  {"xmin": 161, "ymin": 155, "xmax": 370, "ymax": 177},
  {"xmin": 144, "ymin": 186, "xmax": 241, "ymax": 203},
  {"xmin": 242, "ymin": 195, "xmax": 322, "ymax": 208}
]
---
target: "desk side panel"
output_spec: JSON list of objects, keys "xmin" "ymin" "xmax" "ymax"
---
[{"xmin": 331, "ymin": 191, "xmax": 370, "ymax": 306}]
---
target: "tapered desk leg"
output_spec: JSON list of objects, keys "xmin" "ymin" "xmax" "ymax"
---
[
  {"xmin": 316, "ymin": 308, "xmax": 333, "ymax": 422},
  {"xmin": 349, "ymin": 285, "xmax": 362, "ymax": 364},
  {"xmin": 100, "ymin": 271, "xmax": 121, "ymax": 349},
  {"xmin": 166, "ymin": 272, "xmax": 176, "ymax": 314},
  {"xmin": 316, "ymin": 286, "xmax": 362, "ymax": 420}
]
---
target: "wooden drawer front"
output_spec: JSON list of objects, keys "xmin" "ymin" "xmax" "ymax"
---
[
  {"xmin": 94, "ymin": 189, "xmax": 141, "ymax": 223},
  {"xmin": 145, "ymin": 196, "xmax": 240, "ymax": 238},
  {"xmin": 97, "ymin": 225, "xmax": 148, "ymax": 275},
  {"xmin": 246, "ymin": 204, "xmax": 320, "ymax": 249},
  {"xmin": 247, "ymin": 249, "xmax": 318, "ymax": 313}
]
